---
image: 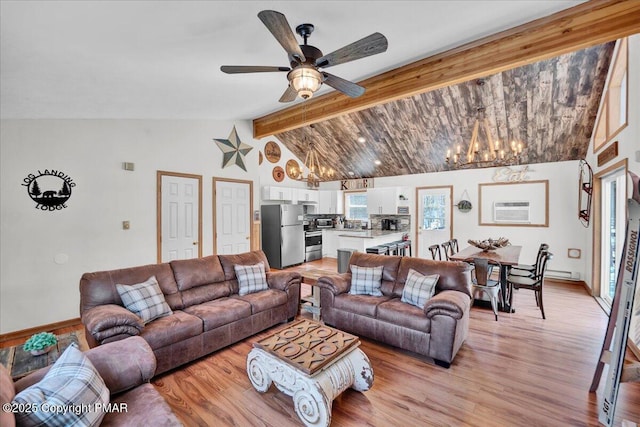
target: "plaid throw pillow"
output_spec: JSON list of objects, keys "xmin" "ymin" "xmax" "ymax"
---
[
  {"xmin": 13, "ymin": 343, "xmax": 109, "ymax": 427},
  {"xmin": 401, "ymin": 269, "xmax": 439, "ymax": 308},
  {"xmin": 235, "ymin": 262, "xmax": 269, "ymax": 296},
  {"xmin": 349, "ymin": 265, "xmax": 384, "ymax": 296},
  {"xmin": 116, "ymin": 276, "xmax": 172, "ymax": 324}
]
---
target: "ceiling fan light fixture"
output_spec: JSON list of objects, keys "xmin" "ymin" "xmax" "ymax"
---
[{"xmin": 289, "ymin": 66, "xmax": 323, "ymax": 99}]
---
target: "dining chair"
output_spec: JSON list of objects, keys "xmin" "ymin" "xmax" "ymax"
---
[
  {"xmin": 509, "ymin": 243, "xmax": 549, "ymax": 278},
  {"xmin": 428, "ymin": 244, "xmax": 442, "ymax": 260},
  {"xmin": 507, "ymin": 251, "xmax": 553, "ymax": 319},
  {"xmin": 472, "ymin": 258, "xmax": 502, "ymax": 321},
  {"xmin": 440, "ymin": 241, "xmax": 452, "ymax": 260},
  {"xmin": 449, "ymin": 238, "xmax": 459, "ymax": 254}
]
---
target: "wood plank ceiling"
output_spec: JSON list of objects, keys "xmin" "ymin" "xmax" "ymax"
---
[{"xmin": 274, "ymin": 43, "xmax": 614, "ymax": 178}]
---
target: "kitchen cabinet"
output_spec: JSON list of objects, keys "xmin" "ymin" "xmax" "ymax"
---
[
  {"xmin": 367, "ymin": 187, "xmax": 400, "ymax": 215},
  {"xmin": 262, "ymin": 186, "xmax": 293, "ymax": 201},
  {"xmin": 322, "ymin": 230, "xmax": 338, "ymax": 257},
  {"xmin": 317, "ymin": 190, "xmax": 343, "ymax": 214},
  {"xmin": 295, "ymin": 189, "xmax": 319, "ymax": 204}
]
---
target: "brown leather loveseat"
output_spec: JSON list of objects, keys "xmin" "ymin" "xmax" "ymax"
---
[
  {"xmin": 317, "ymin": 252, "xmax": 472, "ymax": 368},
  {"xmin": 80, "ymin": 250, "xmax": 301, "ymax": 375}
]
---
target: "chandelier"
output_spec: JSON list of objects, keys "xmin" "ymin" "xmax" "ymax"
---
[
  {"xmin": 288, "ymin": 140, "xmax": 335, "ymax": 187},
  {"xmin": 445, "ymin": 81, "xmax": 524, "ymax": 169}
]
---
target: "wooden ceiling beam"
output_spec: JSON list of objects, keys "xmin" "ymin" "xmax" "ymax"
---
[{"xmin": 253, "ymin": 0, "xmax": 640, "ymax": 139}]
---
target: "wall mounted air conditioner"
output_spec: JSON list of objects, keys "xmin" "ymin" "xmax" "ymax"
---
[{"xmin": 493, "ymin": 201, "xmax": 530, "ymax": 223}]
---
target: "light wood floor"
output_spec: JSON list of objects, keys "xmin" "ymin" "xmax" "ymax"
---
[{"xmin": 152, "ymin": 259, "xmax": 639, "ymax": 426}]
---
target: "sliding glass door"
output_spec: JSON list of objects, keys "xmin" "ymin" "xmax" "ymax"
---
[{"xmin": 600, "ymin": 168, "xmax": 626, "ymax": 305}]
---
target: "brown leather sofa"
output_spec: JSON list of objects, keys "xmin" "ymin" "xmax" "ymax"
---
[
  {"xmin": 317, "ymin": 252, "xmax": 473, "ymax": 368},
  {"xmin": 1, "ymin": 337, "xmax": 181, "ymax": 427},
  {"xmin": 80, "ymin": 250, "xmax": 301, "ymax": 375}
]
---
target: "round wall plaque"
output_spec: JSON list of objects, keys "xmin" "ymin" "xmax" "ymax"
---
[
  {"xmin": 272, "ymin": 166, "xmax": 285, "ymax": 182},
  {"xmin": 265, "ymin": 141, "xmax": 281, "ymax": 163},
  {"xmin": 286, "ymin": 159, "xmax": 300, "ymax": 179},
  {"xmin": 457, "ymin": 200, "xmax": 472, "ymax": 212}
]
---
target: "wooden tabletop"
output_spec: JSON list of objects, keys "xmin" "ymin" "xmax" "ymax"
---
[
  {"xmin": 450, "ymin": 245, "xmax": 522, "ymax": 266},
  {"xmin": 254, "ymin": 319, "xmax": 359, "ymax": 376}
]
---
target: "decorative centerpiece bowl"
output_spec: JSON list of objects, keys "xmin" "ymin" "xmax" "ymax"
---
[
  {"xmin": 23, "ymin": 332, "xmax": 58, "ymax": 356},
  {"xmin": 468, "ymin": 237, "xmax": 510, "ymax": 252}
]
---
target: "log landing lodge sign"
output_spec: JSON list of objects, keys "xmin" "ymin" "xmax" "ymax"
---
[{"xmin": 22, "ymin": 169, "xmax": 75, "ymax": 211}]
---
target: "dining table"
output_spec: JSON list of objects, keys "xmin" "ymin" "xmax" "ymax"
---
[{"xmin": 449, "ymin": 244, "xmax": 522, "ymax": 312}]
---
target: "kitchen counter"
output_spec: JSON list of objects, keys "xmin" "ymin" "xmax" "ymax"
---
[
  {"xmin": 336, "ymin": 231, "xmax": 406, "ymax": 253},
  {"xmin": 337, "ymin": 230, "xmax": 404, "ymax": 239}
]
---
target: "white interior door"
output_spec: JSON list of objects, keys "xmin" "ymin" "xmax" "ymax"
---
[
  {"xmin": 160, "ymin": 173, "xmax": 201, "ymax": 262},
  {"xmin": 215, "ymin": 179, "xmax": 251, "ymax": 255},
  {"xmin": 416, "ymin": 186, "xmax": 453, "ymax": 259}
]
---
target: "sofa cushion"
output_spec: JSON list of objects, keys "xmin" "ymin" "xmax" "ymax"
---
[
  {"xmin": 0, "ymin": 365, "xmax": 15, "ymax": 427},
  {"xmin": 377, "ymin": 299, "xmax": 432, "ymax": 333},
  {"xmin": 348, "ymin": 252, "xmax": 402, "ymax": 295},
  {"xmin": 349, "ymin": 265, "xmax": 383, "ymax": 296},
  {"xmin": 219, "ymin": 251, "xmax": 271, "ymax": 281},
  {"xmin": 183, "ymin": 298, "xmax": 252, "ymax": 331},
  {"xmin": 80, "ymin": 262, "xmax": 183, "ymax": 313},
  {"xmin": 140, "ymin": 310, "xmax": 202, "ymax": 349},
  {"xmin": 396, "ymin": 257, "xmax": 473, "ymax": 298},
  {"xmin": 234, "ymin": 262, "xmax": 269, "ymax": 296},
  {"xmin": 333, "ymin": 293, "xmax": 392, "ymax": 317},
  {"xmin": 234, "ymin": 289, "xmax": 288, "ymax": 314},
  {"xmin": 13, "ymin": 344, "xmax": 109, "ymax": 427},
  {"xmin": 401, "ymin": 269, "xmax": 439, "ymax": 309},
  {"xmin": 170, "ymin": 255, "xmax": 226, "ymax": 291},
  {"xmin": 116, "ymin": 276, "xmax": 173, "ymax": 324}
]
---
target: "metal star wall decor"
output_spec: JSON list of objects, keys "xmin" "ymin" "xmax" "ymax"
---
[{"xmin": 214, "ymin": 126, "xmax": 253, "ymax": 171}]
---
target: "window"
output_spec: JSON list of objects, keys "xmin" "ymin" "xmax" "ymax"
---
[
  {"xmin": 345, "ymin": 191, "xmax": 368, "ymax": 221},
  {"xmin": 593, "ymin": 38, "xmax": 628, "ymax": 152},
  {"xmin": 422, "ymin": 194, "xmax": 446, "ymax": 230}
]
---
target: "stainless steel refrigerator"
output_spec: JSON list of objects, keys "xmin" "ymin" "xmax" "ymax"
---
[{"xmin": 261, "ymin": 204, "xmax": 305, "ymax": 269}]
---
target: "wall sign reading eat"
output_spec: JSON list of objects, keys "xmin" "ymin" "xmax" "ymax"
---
[{"xmin": 22, "ymin": 169, "xmax": 76, "ymax": 211}]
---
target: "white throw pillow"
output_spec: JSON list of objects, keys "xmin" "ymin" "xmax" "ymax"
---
[
  {"xmin": 401, "ymin": 269, "xmax": 439, "ymax": 308},
  {"xmin": 235, "ymin": 262, "xmax": 269, "ymax": 296},
  {"xmin": 349, "ymin": 265, "xmax": 384, "ymax": 296},
  {"xmin": 116, "ymin": 276, "xmax": 172, "ymax": 324},
  {"xmin": 13, "ymin": 344, "xmax": 110, "ymax": 427}
]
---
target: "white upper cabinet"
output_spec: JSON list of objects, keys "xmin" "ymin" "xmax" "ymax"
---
[
  {"xmin": 318, "ymin": 190, "xmax": 344, "ymax": 214},
  {"xmin": 367, "ymin": 187, "xmax": 400, "ymax": 215},
  {"xmin": 262, "ymin": 186, "xmax": 293, "ymax": 201},
  {"xmin": 295, "ymin": 189, "xmax": 319, "ymax": 204}
]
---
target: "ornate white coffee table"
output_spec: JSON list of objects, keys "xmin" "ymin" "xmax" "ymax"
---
[{"xmin": 247, "ymin": 319, "xmax": 373, "ymax": 427}]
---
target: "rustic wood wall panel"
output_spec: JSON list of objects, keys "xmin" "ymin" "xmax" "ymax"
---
[{"xmin": 274, "ymin": 43, "xmax": 614, "ymax": 179}]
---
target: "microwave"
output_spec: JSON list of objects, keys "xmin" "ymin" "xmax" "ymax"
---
[{"xmin": 316, "ymin": 218, "xmax": 333, "ymax": 228}]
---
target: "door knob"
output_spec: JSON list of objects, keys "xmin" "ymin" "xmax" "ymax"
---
[
  {"xmin": 246, "ymin": 236, "xmax": 250, "ymax": 240},
  {"xmin": 193, "ymin": 241, "xmax": 199, "ymax": 245}
]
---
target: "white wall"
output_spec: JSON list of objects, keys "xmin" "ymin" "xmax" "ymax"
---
[{"xmin": 0, "ymin": 119, "xmax": 272, "ymax": 333}]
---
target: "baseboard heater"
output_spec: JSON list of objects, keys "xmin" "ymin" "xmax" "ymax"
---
[{"xmin": 546, "ymin": 269, "xmax": 581, "ymax": 281}]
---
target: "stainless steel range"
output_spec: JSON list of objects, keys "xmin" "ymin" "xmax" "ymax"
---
[{"xmin": 304, "ymin": 230, "xmax": 322, "ymax": 262}]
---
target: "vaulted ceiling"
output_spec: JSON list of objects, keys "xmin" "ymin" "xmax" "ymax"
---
[{"xmin": 274, "ymin": 42, "xmax": 614, "ymax": 178}]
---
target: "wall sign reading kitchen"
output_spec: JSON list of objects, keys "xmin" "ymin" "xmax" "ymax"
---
[{"xmin": 22, "ymin": 169, "xmax": 76, "ymax": 211}]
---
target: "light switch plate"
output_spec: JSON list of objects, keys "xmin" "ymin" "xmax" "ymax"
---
[{"xmin": 123, "ymin": 221, "xmax": 130, "ymax": 230}]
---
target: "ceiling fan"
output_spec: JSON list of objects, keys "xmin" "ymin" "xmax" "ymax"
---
[{"xmin": 220, "ymin": 10, "xmax": 388, "ymax": 102}]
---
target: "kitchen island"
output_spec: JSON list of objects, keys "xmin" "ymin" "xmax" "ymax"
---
[{"xmin": 335, "ymin": 230, "xmax": 406, "ymax": 254}]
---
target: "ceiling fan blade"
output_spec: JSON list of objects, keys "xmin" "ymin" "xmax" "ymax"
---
[
  {"xmin": 322, "ymin": 72, "xmax": 365, "ymax": 98},
  {"xmin": 220, "ymin": 65, "xmax": 290, "ymax": 74},
  {"xmin": 315, "ymin": 32, "xmax": 388, "ymax": 68},
  {"xmin": 279, "ymin": 85, "xmax": 298, "ymax": 103},
  {"xmin": 258, "ymin": 10, "xmax": 306, "ymax": 63}
]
